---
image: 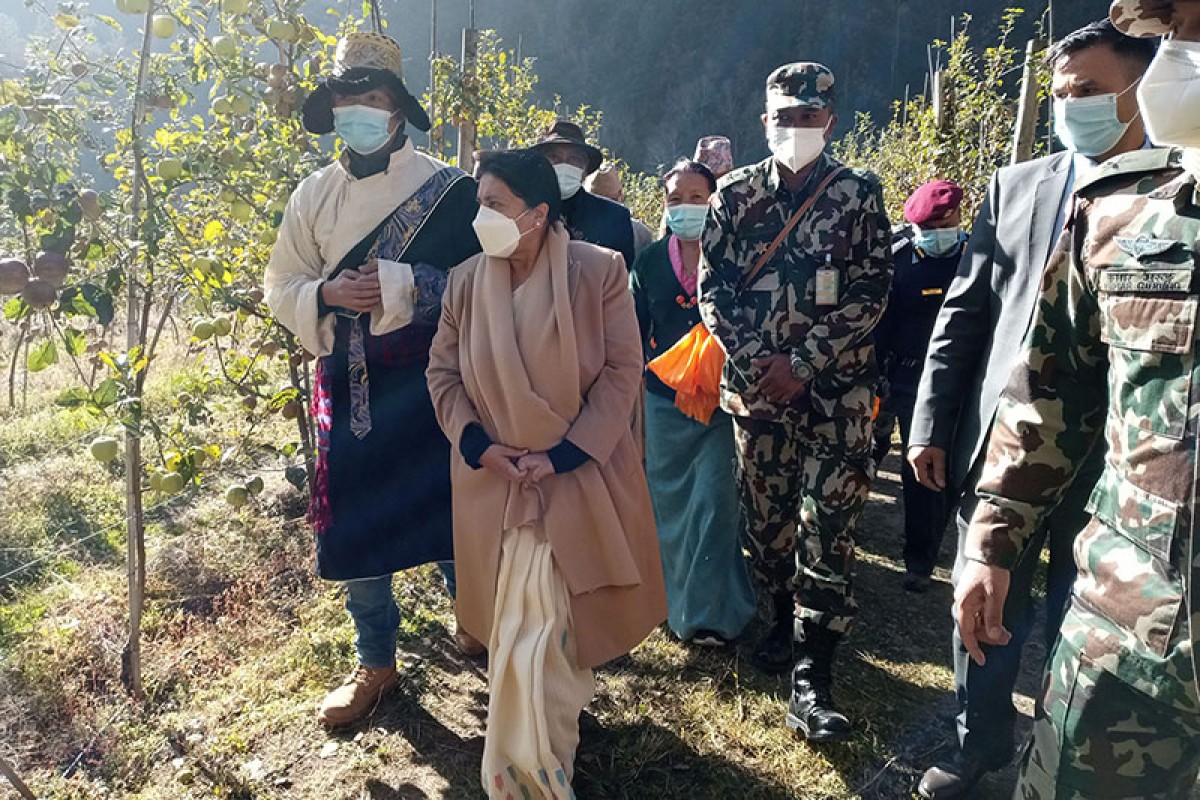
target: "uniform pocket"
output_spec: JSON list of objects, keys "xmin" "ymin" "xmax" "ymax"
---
[
  {"xmin": 1085, "ymin": 470, "xmax": 1178, "ymax": 562},
  {"xmin": 1072, "ymin": 513, "xmax": 1183, "ymax": 658},
  {"xmin": 1098, "ymin": 293, "xmax": 1196, "ymax": 440}
]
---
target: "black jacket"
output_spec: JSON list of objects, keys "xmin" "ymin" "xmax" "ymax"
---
[
  {"xmin": 561, "ymin": 189, "xmax": 636, "ymax": 268},
  {"xmin": 874, "ymin": 232, "xmax": 964, "ymax": 395}
]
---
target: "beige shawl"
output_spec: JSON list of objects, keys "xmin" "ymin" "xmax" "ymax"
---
[
  {"xmin": 429, "ymin": 223, "xmax": 666, "ymax": 667},
  {"xmin": 456, "ymin": 223, "xmax": 640, "ymax": 588}
]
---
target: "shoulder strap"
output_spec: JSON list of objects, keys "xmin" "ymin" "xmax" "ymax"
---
[
  {"xmin": 328, "ymin": 166, "xmax": 468, "ymax": 280},
  {"xmin": 738, "ymin": 166, "xmax": 847, "ymax": 291}
]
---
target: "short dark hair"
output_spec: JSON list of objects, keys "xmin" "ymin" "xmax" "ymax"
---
[
  {"xmin": 662, "ymin": 158, "xmax": 717, "ymax": 193},
  {"xmin": 1045, "ymin": 18, "xmax": 1156, "ymax": 76},
  {"xmin": 476, "ymin": 148, "xmax": 562, "ymax": 225}
]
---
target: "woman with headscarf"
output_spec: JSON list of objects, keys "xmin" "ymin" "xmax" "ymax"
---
[
  {"xmin": 426, "ymin": 148, "xmax": 666, "ymax": 799},
  {"xmin": 629, "ymin": 159, "xmax": 756, "ymax": 647}
]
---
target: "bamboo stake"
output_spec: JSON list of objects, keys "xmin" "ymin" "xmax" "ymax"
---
[
  {"xmin": 1011, "ymin": 39, "xmax": 1044, "ymax": 166},
  {"xmin": 0, "ymin": 755, "xmax": 37, "ymax": 800}
]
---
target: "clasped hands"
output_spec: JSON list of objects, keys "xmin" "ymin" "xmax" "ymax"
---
[
  {"xmin": 479, "ymin": 444, "xmax": 554, "ymax": 483},
  {"xmin": 752, "ymin": 354, "xmax": 808, "ymax": 404},
  {"xmin": 322, "ymin": 258, "xmax": 381, "ymax": 313}
]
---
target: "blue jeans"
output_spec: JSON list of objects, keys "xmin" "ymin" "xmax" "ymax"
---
[
  {"xmin": 950, "ymin": 452, "xmax": 1100, "ymax": 762},
  {"xmin": 345, "ymin": 576, "xmax": 400, "ymax": 669},
  {"xmin": 438, "ymin": 560, "xmax": 457, "ymax": 599}
]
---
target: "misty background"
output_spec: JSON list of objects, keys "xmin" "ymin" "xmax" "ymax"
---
[{"xmin": 1, "ymin": 0, "xmax": 1096, "ymax": 172}]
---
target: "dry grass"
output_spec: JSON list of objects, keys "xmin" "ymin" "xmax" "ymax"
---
[{"xmin": 1, "ymin": 356, "xmax": 1058, "ymax": 800}]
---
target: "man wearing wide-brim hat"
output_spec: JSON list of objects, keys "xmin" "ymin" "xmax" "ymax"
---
[
  {"xmin": 264, "ymin": 30, "xmax": 481, "ymax": 729},
  {"xmin": 532, "ymin": 120, "xmax": 637, "ymax": 268}
]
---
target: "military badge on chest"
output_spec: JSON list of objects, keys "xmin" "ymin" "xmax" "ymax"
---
[{"xmin": 1101, "ymin": 234, "xmax": 1191, "ymax": 294}]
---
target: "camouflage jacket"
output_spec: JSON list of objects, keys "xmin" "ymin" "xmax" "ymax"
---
[
  {"xmin": 698, "ymin": 153, "xmax": 892, "ymax": 423},
  {"xmin": 967, "ymin": 147, "xmax": 1199, "ymax": 713}
]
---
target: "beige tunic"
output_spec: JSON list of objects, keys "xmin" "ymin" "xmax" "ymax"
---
[{"xmin": 264, "ymin": 140, "xmax": 452, "ymax": 355}]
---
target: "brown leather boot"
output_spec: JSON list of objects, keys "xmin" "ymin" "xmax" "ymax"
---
[
  {"xmin": 317, "ymin": 664, "xmax": 398, "ymax": 728},
  {"xmin": 453, "ymin": 626, "xmax": 486, "ymax": 658}
]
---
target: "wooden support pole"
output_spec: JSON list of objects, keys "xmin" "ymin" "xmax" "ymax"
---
[
  {"xmin": 0, "ymin": 756, "xmax": 37, "ymax": 800},
  {"xmin": 1011, "ymin": 38, "xmax": 1044, "ymax": 166},
  {"xmin": 456, "ymin": 27, "xmax": 479, "ymax": 174},
  {"xmin": 932, "ymin": 70, "xmax": 949, "ymax": 131}
]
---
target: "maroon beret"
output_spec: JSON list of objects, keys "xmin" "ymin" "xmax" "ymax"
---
[{"xmin": 903, "ymin": 180, "xmax": 964, "ymax": 226}]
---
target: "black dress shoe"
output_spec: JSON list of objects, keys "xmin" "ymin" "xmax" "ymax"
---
[{"xmin": 917, "ymin": 749, "xmax": 1011, "ymax": 799}]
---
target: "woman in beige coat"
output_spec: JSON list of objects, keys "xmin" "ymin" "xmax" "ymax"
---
[{"xmin": 426, "ymin": 148, "xmax": 666, "ymax": 800}]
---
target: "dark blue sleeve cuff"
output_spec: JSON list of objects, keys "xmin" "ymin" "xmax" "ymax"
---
[
  {"xmin": 317, "ymin": 282, "xmax": 334, "ymax": 317},
  {"xmin": 459, "ymin": 423, "xmax": 492, "ymax": 469},
  {"xmin": 548, "ymin": 439, "xmax": 591, "ymax": 474}
]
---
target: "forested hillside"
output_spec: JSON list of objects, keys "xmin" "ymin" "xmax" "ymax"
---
[
  {"xmin": 462, "ymin": 0, "xmax": 1094, "ymax": 169},
  {"xmin": 1, "ymin": 1, "xmax": 1098, "ymax": 170}
]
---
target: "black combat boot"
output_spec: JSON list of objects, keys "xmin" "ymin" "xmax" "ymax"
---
[
  {"xmin": 751, "ymin": 593, "xmax": 794, "ymax": 674},
  {"xmin": 786, "ymin": 621, "xmax": 852, "ymax": 742}
]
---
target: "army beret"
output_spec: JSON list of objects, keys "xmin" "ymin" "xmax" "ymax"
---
[
  {"xmin": 904, "ymin": 180, "xmax": 964, "ymax": 226},
  {"xmin": 1110, "ymin": 0, "xmax": 1184, "ymax": 37},
  {"xmin": 766, "ymin": 62, "xmax": 835, "ymax": 110}
]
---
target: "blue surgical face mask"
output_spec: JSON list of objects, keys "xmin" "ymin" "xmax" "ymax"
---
[
  {"xmin": 333, "ymin": 105, "xmax": 398, "ymax": 155},
  {"xmin": 914, "ymin": 227, "xmax": 963, "ymax": 257},
  {"xmin": 1053, "ymin": 82, "xmax": 1138, "ymax": 157},
  {"xmin": 665, "ymin": 203, "xmax": 709, "ymax": 241}
]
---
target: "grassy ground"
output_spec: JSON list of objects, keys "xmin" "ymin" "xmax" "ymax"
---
[{"xmin": 2, "ymin": 350, "xmax": 1055, "ymax": 800}]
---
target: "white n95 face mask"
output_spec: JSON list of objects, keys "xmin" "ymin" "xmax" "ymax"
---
[
  {"xmin": 1137, "ymin": 38, "xmax": 1200, "ymax": 148},
  {"xmin": 553, "ymin": 163, "xmax": 585, "ymax": 199},
  {"xmin": 472, "ymin": 206, "xmax": 532, "ymax": 259},
  {"xmin": 768, "ymin": 122, "xmax": 830, "ymax": 173}
]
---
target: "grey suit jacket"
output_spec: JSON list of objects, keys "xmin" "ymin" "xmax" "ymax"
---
[{"xmin": 909, "ymin": 151, "xmax": 1072, "ymax": 490}]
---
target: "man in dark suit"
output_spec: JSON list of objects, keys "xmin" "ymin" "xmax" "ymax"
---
[
  {"xmin": 906, "ymin": 20, "xmax": 1156, "ymax": 798},
  {"xmin": 532, "ymin": 120, "xmax": 637, "ymax": 268}
]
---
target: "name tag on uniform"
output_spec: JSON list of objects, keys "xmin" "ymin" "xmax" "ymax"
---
[
  {"xmin": 815, "ymin": 266, "xmax": 839, "ymax": 306},
  {"xmin": 1098, "ymin": 269, "xmax": 1193, "ymax": 293},
  {"xmin": 921, "ymin": 287, "xmax": 944, "ymax": 297}
]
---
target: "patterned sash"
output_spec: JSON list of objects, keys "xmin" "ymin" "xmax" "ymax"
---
[
  {"xmin": 341, "ymin": 166, "xmax": 467, "ymax": 439},
  {"xmin": 309, "ymin": 165, "xmax": 467, "ymax": 535}
]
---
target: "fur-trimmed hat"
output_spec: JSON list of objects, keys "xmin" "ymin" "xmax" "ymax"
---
[{"xmin": 301, "ymin": 31, "xmax": 430, "ymax": 134}]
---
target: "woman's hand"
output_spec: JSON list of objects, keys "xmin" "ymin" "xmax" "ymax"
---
[
  {"xmin": 321, "ymin": 261, "xmax": 381, "ymax": 313},
  {"xmin": 479, "ymin": 444, "xmax": 528, "ymax": 482},
  {"xmin": 516, "ymin": 452, "xmax": 555, "ymax": 482}
]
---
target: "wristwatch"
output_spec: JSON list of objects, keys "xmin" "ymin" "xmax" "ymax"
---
[{"xmin": 789, "ymin": 354, "xmax": 813, "ymax": 383}]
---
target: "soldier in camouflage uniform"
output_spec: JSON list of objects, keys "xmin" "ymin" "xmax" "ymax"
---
[
  {"xmin": 698, "ymin": 63, "xmax": 892, "ymax": 741},
  {"xmin": 955, "ymin": 2, "xmax": 1200, "ymax": 796}
]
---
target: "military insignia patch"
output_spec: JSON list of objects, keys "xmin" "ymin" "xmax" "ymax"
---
[{"xmin": 1114, "ymin": 234, "xmax": 1179, "ymax": 260}]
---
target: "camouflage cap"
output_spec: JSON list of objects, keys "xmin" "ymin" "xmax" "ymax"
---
[
  {"xmin": 1109, "ymin": 0, "xmax": 1182, "ymax": 37},
  {"xmin": 765, "ymin": 62, "xmax": 836, "ymax": 110}
]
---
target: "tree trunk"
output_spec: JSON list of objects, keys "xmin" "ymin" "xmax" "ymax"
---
[{"xmin": 120, "ymin": 6, "xmax": 155, "ymax": 702}]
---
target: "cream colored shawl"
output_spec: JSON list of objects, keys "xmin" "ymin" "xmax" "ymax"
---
[{"xmin": 460, "ymin": 223, "xmax": 579, "ymax": 530}]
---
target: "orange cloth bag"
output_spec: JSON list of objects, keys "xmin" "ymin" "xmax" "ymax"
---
[{"xmin": 647, "ymin": 323, "xmax": 725, "ymax": 425}]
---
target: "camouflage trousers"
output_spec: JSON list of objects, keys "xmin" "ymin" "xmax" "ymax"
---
[
  {"xmin": 732, "ymin": 413, "xmax": 872, "ymax": 635},
  {"xmin": 1017, "ymin": 632, "xmax": 1200, "ymax": 799}
]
